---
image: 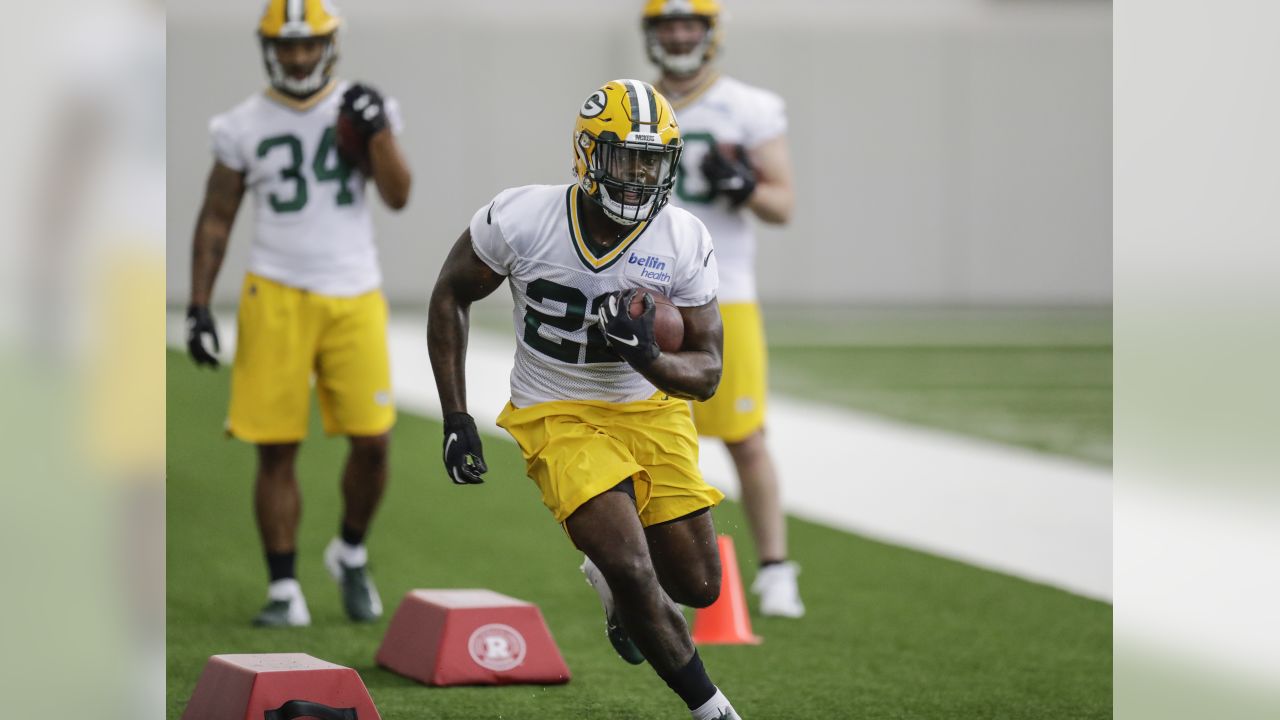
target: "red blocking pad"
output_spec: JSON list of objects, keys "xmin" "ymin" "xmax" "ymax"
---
[
  {"xmin": 376, "ymin": 589, "xmax": 571, "ymax": 686},
  {"xmin": 181, "ymin": 653, "xmax": 381, "ymax": 720}
]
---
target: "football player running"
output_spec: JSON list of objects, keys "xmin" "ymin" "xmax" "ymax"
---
[
  {"xmin": 428, "ymin": 80, "xmax": 743, "ymax": 720},
  {"xmin": 185, "ymin": 0, "xmax": 412, "ymax": 627},
  {"xmin": 642, "ymin": 0, "xmax": 804, "ymax": 618}
]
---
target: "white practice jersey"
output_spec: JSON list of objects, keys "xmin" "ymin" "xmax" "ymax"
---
[
  {"xmin": 470, "ymin": 184, "xmax": 719, "ymax": 407},
  {"xmin": 666, "ymin": 75, "xmax": 786, "ymax": 303},
  {"xmin": 209, "ymin": 80, "xmax": 404, "ymax": 296}
]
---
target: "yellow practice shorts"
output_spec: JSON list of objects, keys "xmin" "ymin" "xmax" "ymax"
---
[
  {"xmin": 227, "ymin": 273, "xmax": 394, "ymax": 443},
  {"xmin": 496, "ymin": 394, "xmax": 725, "ymax": 527},
  {"xmin": 692, "ymin": 302, "xmax": 767, "ymax": 442},
  {"xmin": 87, "ymin": 248, "xmax": 165, "ymax": 479}
]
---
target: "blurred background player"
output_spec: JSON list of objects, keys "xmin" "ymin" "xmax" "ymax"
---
[
  {"xmin": 642, "ymin": 0, "xmax": 802, "ymax": 617},
  {"xmin": 185, "ymin": 0, "xmax": 412, "ymax": 627},
  {"xmin": 24, "ymin": 1, "xmax": 166, "ymax": 715},
  {"xmin": 428, "ymin": 80, "xmax": 742, "ymax": 720}
]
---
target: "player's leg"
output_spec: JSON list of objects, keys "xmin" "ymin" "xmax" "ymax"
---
[
  {"xmin": 253, "ymin": 441, "xmax": 311, "ymax": 626},
  {"xmin": 569, "ymin": 488, "xmax": 687, "ymax": 666},
  {"xmin": 315, "ymin": 288, "xmax": 394, "ymax": 621},
  {"xmin": 339, "ymin": 432, "xmax": 389, "ymax": 537},
  {"xmin": 227, "ymin": 274, "xmax": 318, "ymax": 626},
  {"xmin": 322, "ymin": 431, "xmax": 389, "ymax": 621},
  {"xmin": 567, "ymin": 490, "xmax": 740, "ymax": 719},
  {"xmin": 726, "ymin": 427, "xmax": 803, "ymax": 617},
  {"xmin": 644, "ymin": 507, "xmax": 721, "ymax": 608},
  {"xmin": 693, "ymin": 302, "xmax": 804, "ymax": 617},
  {"xmin": 725, "ymin": 429, "xmax": 784, "ymax": 562},
  {"xmin": 578, "ymin": 480, "xmax": 647, "ymax": 665}
]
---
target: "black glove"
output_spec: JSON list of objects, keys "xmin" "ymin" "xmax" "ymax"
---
[
  {"xmin": 186, "ymin": 304, "xmax": 220, "ymax": 369},
  {"xmin": 597, "ymin": 288, "xmax": 661, "ymax": 369},
  {"xmin": 340, "ymin": 82, "xmax": 390, "ymax": 141},
  {"xmin": 700, "ymin": 143, "xmax": 757, "ymax": 207},
  {"xmin": 443, "ymin": 412, "xmax": 488, "ymax": 485}
]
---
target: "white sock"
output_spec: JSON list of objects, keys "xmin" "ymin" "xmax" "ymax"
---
[
  {"xmin": 337, "ymin": 539, "xmax": 368, "ymax": 567},
  {"xmin": 691, "ymin": 689, "xmax": 738, "ymax": 720},
  {"xmin": 267, "ymin": 578, "xmax": 302, "ymax": 601}
]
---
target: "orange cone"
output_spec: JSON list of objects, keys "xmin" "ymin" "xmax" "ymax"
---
[{"xmin": 691, "ymin": 535, "xmax": 763, "ymax": 645}]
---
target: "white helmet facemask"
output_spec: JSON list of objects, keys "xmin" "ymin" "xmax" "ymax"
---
[
  {"xmin": 263, "ymin": 39, "xmax": 336, "ymax": 97},
  {"xmin": 597, "ymin": 184, "xmax": 658, "ymax": 226},
  {"xmin": 645, "ymin": 26, "xmax": 713, "ymax": 76}
]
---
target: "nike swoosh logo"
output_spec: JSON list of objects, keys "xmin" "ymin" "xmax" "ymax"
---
[
  {"xmin": 607, "ymin": 332, "xmax": 640, "ymax": 347},
  {"xmin": 445, "ymin": 433, "xmax": 458, "ymax": 456}
]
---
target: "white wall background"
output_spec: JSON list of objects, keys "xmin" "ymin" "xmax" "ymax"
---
[{"xmin": 167, "ymin": 0, "xmax": 1111, "ymax": 306}]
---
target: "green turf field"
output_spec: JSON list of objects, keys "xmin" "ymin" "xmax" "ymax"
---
[
  {"xmin": 167, "ymin": 351, "xmax": 1111, "ymax": 719},
  {"xmin": 762, "ymin": 306, "xmax": 1112, "ymax": 466}
]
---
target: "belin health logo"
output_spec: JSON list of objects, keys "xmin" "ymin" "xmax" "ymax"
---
[{"xmin": 627, "ymin": 253, "xmax": 672, "ymax": 284}]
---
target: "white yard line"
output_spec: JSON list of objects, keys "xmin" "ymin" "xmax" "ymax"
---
[{"xmin": 169, "ymin": 311, "xmax": 1112, "ymax": 601}]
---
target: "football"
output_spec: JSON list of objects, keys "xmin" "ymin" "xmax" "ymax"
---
[
  {"xmin": 335, "ymin": 110, "xmax": 371, "ymax": 174},
  {"xmin": 628, "ymin": 288, "xmax": 684, "ymax": 353}
]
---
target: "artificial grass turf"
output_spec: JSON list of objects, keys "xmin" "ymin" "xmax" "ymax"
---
[
  {"xmin": 759, "ymin": 305, "xmax": 1112, "ymax": 466},
  {"xmin": 768, "ymin": 344, "xmax": 1113, "ymax": 466},
  {"xmin": 167, "ymin": 351, "xmax": 1111, "ymax": 718}
]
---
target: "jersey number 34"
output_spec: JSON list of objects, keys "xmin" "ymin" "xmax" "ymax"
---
[{"xmin": 256, "ymin": 127, "xmax": 355, "ymax": 213}]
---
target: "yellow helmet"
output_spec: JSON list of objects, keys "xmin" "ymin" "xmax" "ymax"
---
[
  {"xmin": 257, "ymin": 0, "xmax": 342, "ymax": 97},
  {"xmin": 572, "ymin": 79, "xmax": 683, "ymax": 226},
  {"xmin": 642, "ymin": 0, "xmax": 722, "ymax": 76}
]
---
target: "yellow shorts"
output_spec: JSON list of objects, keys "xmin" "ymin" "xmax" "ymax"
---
[
  {"xmin": 227, "ymin": 273, "xmax": 394, "ymax": 443},
  {"xmin": 692, "ymin": 302, "xmax": 767, "ymax": 442},
  {"xmin": 87, "ymin": 248, "xmax": 165, "ymax": 479},
  {"xmin": 496, "ymin": 394, "xmax": 725, "ymax": 527}
]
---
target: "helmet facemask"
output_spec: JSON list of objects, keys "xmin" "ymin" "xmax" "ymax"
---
[
  {"xmin": 644, "ymin": 16, "xmax": 715, "ymax": 77},
  {"xmin": 261, "ymin": 35, "xmax": 338, "ymax": 98},
  {"xmin": 578, "ymin": 133, "xmax": 682, "ymax": 225}
]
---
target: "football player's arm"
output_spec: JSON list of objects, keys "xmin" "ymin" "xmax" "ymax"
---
[
  {"xmin": 189, "ymin": 161, "xmax": 246, "ymax": 307},
  {"xmin": 428, "ymin": 229, "xmax": 506, "ymax": 485},
  {"xmin": 427, "ymin": 228, "xmax": 506, "ymax": 416},
  {"xmin": 638, "ymin": 298, "xmax": 724, "ymax": 402},
  {"xmin": 186, "ymin": 161, "xmax": 245, "ymax": 367},
  {"xmin": 368, "ymin": 129, "xmax": 411, "ymax": 211},
  {"xmin": 745, "ymin": 134, "xmax": 795, "ymax": 225}
]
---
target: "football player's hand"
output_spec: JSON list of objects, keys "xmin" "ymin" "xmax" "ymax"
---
[
  {"xmin": 701, "ymin": 144, "xmax": 757, "ymax": 207},
  {"xmin": 597, "ymin": 288, "xmax": 661, "ymax": 369},
  {"xmin": 443, "ymin": 412, "xmax": 488, "ymax": 485},
  {"xmin": 186, "ymin": 305, "xmax": 221, "ymax": 369},
  {"xmin": 341, "ymin": 82, "xmax": 390, "ymax": 141}
]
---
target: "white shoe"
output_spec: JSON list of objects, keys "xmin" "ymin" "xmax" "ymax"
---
[
  {"xmin": 324, "ymin": 537, "xmax": 383, "ymax": 622},
  {"xmin": 253, "ymin": 578, "xmax": 311, "ymax": 627},
  {"xmin": 751, "ymin": 561, "xmax": 805, "ymax": 618}
]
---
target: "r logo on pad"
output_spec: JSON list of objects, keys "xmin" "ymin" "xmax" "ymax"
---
[{"xmin": 468, "ymin": 623, "xmax": 527, "ymax": 671}]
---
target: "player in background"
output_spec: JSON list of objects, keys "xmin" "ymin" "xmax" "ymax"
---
[
  {"xmin": 185, "ymin": 0, "xmax": 412, "ymax": 627},
  {"xmin": 641, "ymin": 0, "xmax": 803, "ymax": 618},
  {"xmin": 428, "ymin": 80, "xmax": 743, "ymax": 720}
]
